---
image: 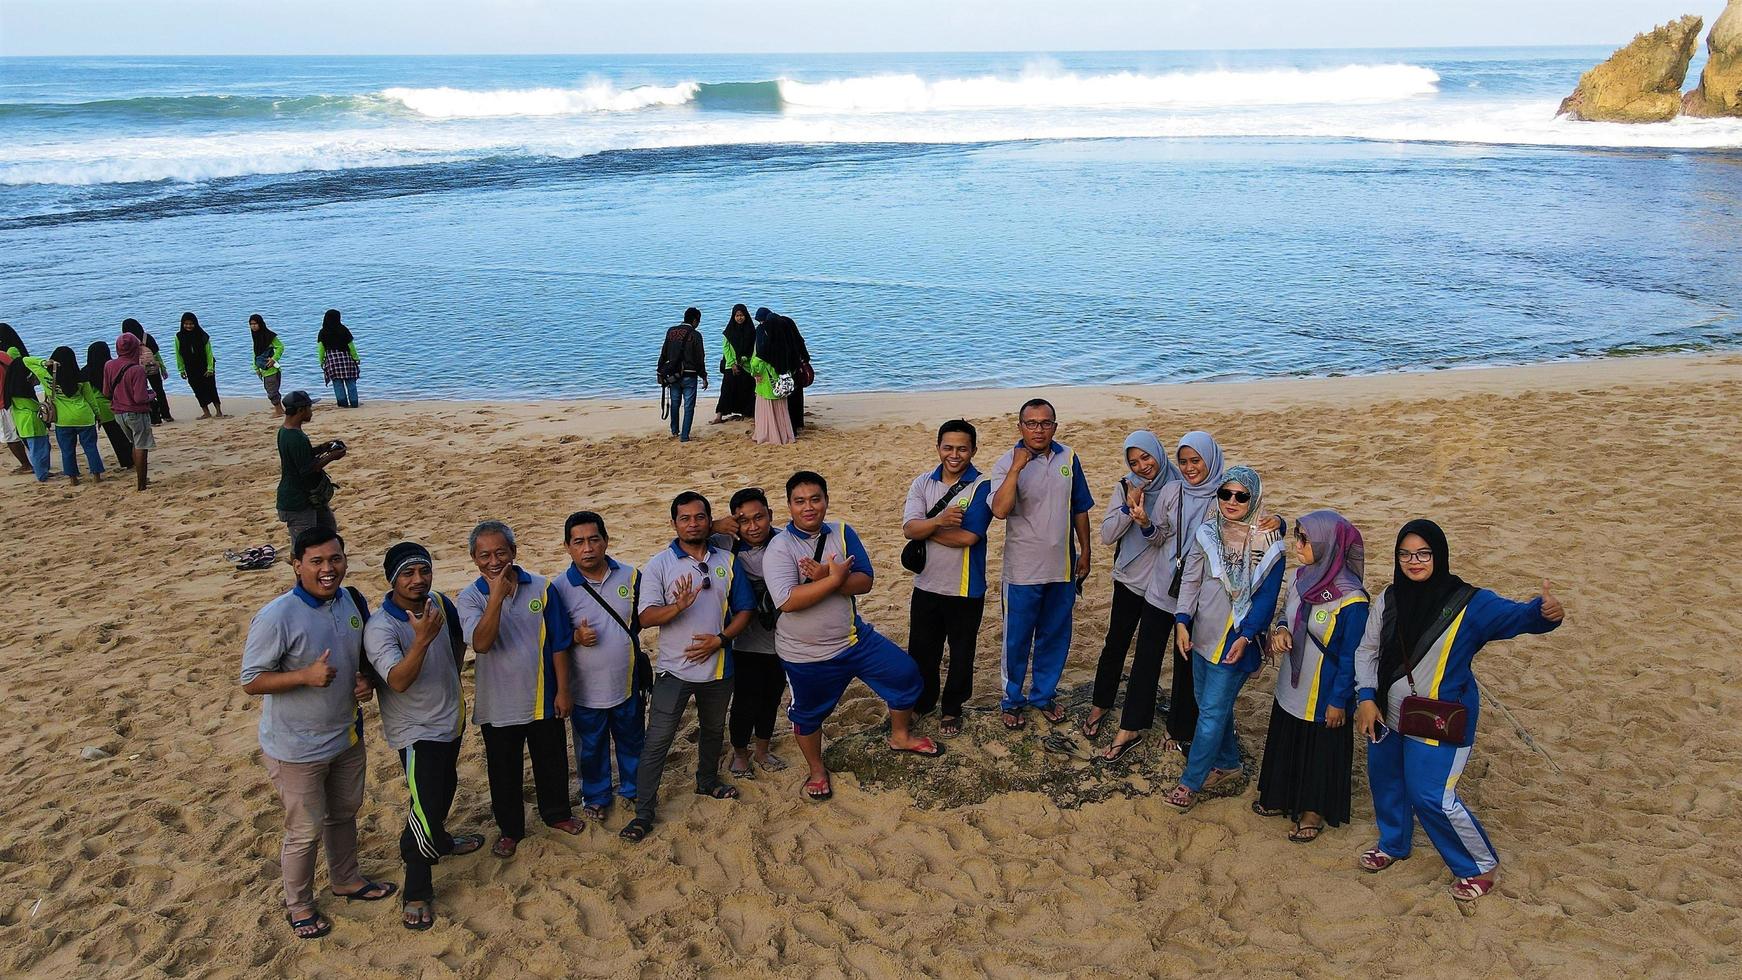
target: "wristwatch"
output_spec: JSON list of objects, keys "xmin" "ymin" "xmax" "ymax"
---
[{"xmin": 716, "ymin": 632, "xmax": 728, "ymax": 648}]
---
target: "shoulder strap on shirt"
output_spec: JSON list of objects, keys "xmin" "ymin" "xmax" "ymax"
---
[
  {"xmin": 437, "ymin": 591, "xmax": 465, "ymax": 663},
  {"xmin": 574, "ymin": 573, "xmax": 641, "ymax": 656},
  {"xmin": 1402, "ymin": 583, "xmax": 1478, "ymax": 690},
  {"xmin": 812, "ymin": 525, "xmax": 831, "ymax": 562},
  {"xmin": 924, "ymin": 478, "xmax": 973, "ymax": 520},
  {"xmin": 344, "ymin": 586, "xmax": 384, "ymax": 687}
]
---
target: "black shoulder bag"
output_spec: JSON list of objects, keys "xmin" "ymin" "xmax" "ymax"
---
[
  {"xmin": 574, "ymin": 574, "xmax": 652, "ymax": 696},
  {"xmin": 902, "ymin": 478, "xmax": 972, "ymax": 575},
  {"xmin": 1166, "ymin": 489, "xmax": 1188, "ymax": 599},
  {"xmin": 803, "ymin": 526, "xmax": 832, "ymax": 581}
]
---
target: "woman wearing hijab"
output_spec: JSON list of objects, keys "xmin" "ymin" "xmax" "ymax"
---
[
  {"xmin": 746, "ymin": 307, "xmax": 796, "ymax": 445},
  {"xmin": 3, "ymin": 354, "xmax": 52, "ymax": 481},
  {"xmin": 709, "ymin": 304, "xmax": 757, "ymax": 424},
  {"xmin": 174, "ymin": 312, "xmax": 223, "ymax": 418},
  {"xmin": 82, "ymin": 342, "xmax": 134, "ymax": 469},
  {"xmin": 1255, "ymin": 511, "xmax": 1369, "ymax": 842},
  {"xmin": 122, "ymin": 318, "xmax": 173, "ymax": 423},
  {"xmin": 0, "ymin": 323, "xmax": 31, "ymax": 472},
  {"xmin": 1162, "ymin": 466, "xmax": 1285, "ymax": 809},
  {"xmin": 1352, "ymin": 520, "xmax": 1564, "ymax": 902},
  {"xmin": 248, "ymin": 314, "xmax": 286, "ymax": 416},
  {"xmin": 317, "ymin": 309, "xmax": 361, "ymax": 408},
  {"xmin": 1084, "ymin": 430, "xmax": 1178, "ymax": 741},
  {"xmin": 31, "ymin": 346, "xmax": 106, "ymax": 484}
]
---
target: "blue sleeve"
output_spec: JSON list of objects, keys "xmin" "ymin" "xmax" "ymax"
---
[
  {"xmin": 1473, "ymin": 590, "xmax": 1561, "ymax": 644},
  {"xmin": 542, "ymin": 584, "xmax": 572, "ymax": 657},
  {"xmin": 961, "ymin": 482, "xmax": 993, "ymax": 537},
  {"xmin": 1239, "ymin": 559, "xmax": 1287, "ymax": 641},
  {"xmin": 843, "ymin": 523, "xmax": 873, "ymax": 579},
  {"xmin": 1070, "ymin": 456, "xmax": 1094, "ymax": 515},
  {"xmin": 1329, "ymin": 601, "xmax": 1368, "ymax": 711},
  {"xmin": 727, "ymin": 557, "xmax": 756, "ymax": 615}
]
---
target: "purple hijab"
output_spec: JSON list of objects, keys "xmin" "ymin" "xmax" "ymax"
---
[{"xmin": 1289, "ymin": 510, "xmax": 1365, "ymax": 684}]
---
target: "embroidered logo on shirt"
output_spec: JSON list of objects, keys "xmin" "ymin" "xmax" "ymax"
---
[
  {"xmin": 1059, "ymin": 465, "xmax": 1071, "ymax": 477},
  {"xmin": 1315, "ymin": 610, "xmax": 1328, "ymax": 624},
  {"xmin": 529, "ymin": 598, "xmax": 544, "ymax": 612},
  {"xmin": 955, "ymin": 497, "xmax": 969, "ymax": 507},
  {"xmin": 618, "ymin": 585, "xmax": 630, "ymax": 598},
  {"xmin": 715, "ymin": 566, "xmax": 726, "ymax": 577},
  {"xmin": 349, "ymin": 615, "xmax": 361, "ymax": 629}
]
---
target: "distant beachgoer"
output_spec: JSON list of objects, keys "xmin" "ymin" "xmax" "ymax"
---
[
  {"xmin": 1084, "ymin": 430, "xmax": 1177, "ymax": 747},
  {"xmin": 988, "ymin": 398, "xmax": 1094, "ymax": 730},
  {"xmin": 753, "ymin": 307, "xmax": 810, "ymax": 432},
  {"xmin": 318, "ymin": 309, "xmax": 361, "ymax": 408},
  {"xmin": 121, "ymin": 318, "xmax": 173, "ymax": 424},
  {"xmin": 455, "ymin": 521, "xmax": 582, "ymax": 857},
  {"xmin": 656, "ymin": 307, "xmax": 708, "ymax": 443},
  {"xmin": 1354, "ymin": 519, "xmax": 1564, "ymax": 903},
  {"xmin": 1255, "ymin": 510, "xmax": 1370, "ymax": 843},
  {"xmin": 276, "ymin": 391, "xmax": 346, "ymax": 543},
  {"xmin": 0, "ymin": 322, "xmax": 23, "ymax": 360},
  {"xmin": 81, "ymin": 342, "xmax": 134, "ymax": 470},
  {"xmin": 362, "ymin": 541, "xmax": 485, "ymax": 931},
  {"xmin": 0, "ymin": 324, "xmax": 32, "ymax": 473},
  {"xmin": 174, "ymin": 312, "xmax": 223, "ymax": 418},
  {"xmin": 620, "ymin": 492, "xmax": 751, "ymax": 843},
  {"xmin": 240, "ymin": 527, "xmax": 395, "ymax": 940},
  {"xmin": 549, "ymin": 511, "xmax": 647, "ymax": 822},
  {"xmin": 1164, "ymin": 466, "xmax": 1287, "ymax": 812},
  {"xmin": 250, "ymin": 314, "xmax": 286, "ymax": 416},
  {"xmin": 709, "ymin": 304, "xmax": 757, "ymax": 425},
  {"xmin": 36, "ymin": 347, "xmax": 105, "ymax": 485},
  {"xmin": 764, "ymin": 471, "xmax": 940, "ymax": 803},
  {"xmin": 2, "ymin": 353, "xmax": 51, "ymax": 481},
  {"xmin": 104, "ymin": 332, "xmax": 156, "ymax": 490},
  {"xmin": 743, "ymin": 339, "xmax": 795, "ymax": 445},
  {"xmin": 901, "ymin": 420, "xmax": 995, "ymax": 738},
  {"xmin": 725, "ymin": 487, "xmax": 789, "ymax": 776}
]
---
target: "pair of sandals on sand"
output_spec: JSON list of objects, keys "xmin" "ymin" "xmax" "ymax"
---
[
  {"xmin": 1249, "ymin": 801, "xmax": 1326, "ymax": 843},
  {"xmin": 800, "ymin": 735, "xmax": 946, "ymax": 804},
  {"xmin": 619, "ymin": 783, "xmax": 746, "ymax": 842},
  {"xmin": 1002, "ymin": 702, "xmax": 1069, "ymax": 731},
  {"xmin": 224, "ymin": 545, "xmax": 277, "ymax": 571},
  {"xmin": 286, "ymin": 877, "xmax": 402, "ymax": 939},
  {"xmin": 1360, "ymin": 847, "xmax": 1498, "ymax": 902}
]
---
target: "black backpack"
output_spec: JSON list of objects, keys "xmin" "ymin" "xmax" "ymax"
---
[{"xmin": 656, "ymin": 325, "xmax": 694, "ymax": 387}]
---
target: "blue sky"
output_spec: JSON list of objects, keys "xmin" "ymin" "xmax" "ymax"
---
[{"xmin": 0, "ymin": 1, "xmax": 1720, "ymax": 55}]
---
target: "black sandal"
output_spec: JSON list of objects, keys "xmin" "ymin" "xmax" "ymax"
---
[
  {"xmin": 1251, "ymin": 801, "xmax": 1287, "ymax": 817},
  {"xmin": 695, "ymin": 783, "xmax": 740, "ymax": 800},
  {"xmin": 1080, "ymin": 712, "xmax": 1105, "ymax": 740},
  {"xmin": 1098, "ymin": 731, "xmax": 1144, "ymax": 763},
  {"xmin": 1289, "ymin": 822, "xmax": 1324, "ymax": 844},
  {"xmin": 287, "ymin": 911, "xmax": 331, "ymax": 940},
  {"xmin": 334, "ymin": 879, "xmax": 397, "ymax": 902},
  {"xmin": 619, "ymin": 818, "xmax": 654, "ymax": 842},
  {"xmin": 939, "ymin": 716, "xmax": 963, "ymax": 737},
  {"xmin": 402, "ymin": 900, "xmax": 434, "ymax": 931},
  {"xmin": 1002, "ymin": 711, "xmax": 1026, "ymax": 731}
]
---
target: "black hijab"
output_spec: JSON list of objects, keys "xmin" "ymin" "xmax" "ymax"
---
[
  {"xmin": 83, "ymin": 341, "xmax": 112, "ymax": 388},
  {"xmin": 318, "ymin": 309, "xmax": 353, "ymax": 348},
  {"xmin": 175, "ymin": 312, "xmax": 210, "ymax": 364},
  {"xmin": 0, "ymin": 322, "xmax": 25, "ymax": 356},
  {"xmin": 250, "ymin": 315, "xmax": 278, "ymax": 356},
  {"xmin": 1378, "ymin": 518, "xmax": 1471, "ymax": 697},
  {"xmin": 2, "ymin": 354, "xmax": 37, "ymax": 403},
  {"xmin": 723, "ymin": 304, "xmax": 754, "ymax": 360},
  {"xmin": 753, "ymin": 308, "xmax": 793, "ymax": 372},
  {"xmin": 121, "ymin": 317, "xmax": 158, "ymax": 352},
  {"xmin": 50, "ymin": 345, "xmax": 82, "ymax": 395}
]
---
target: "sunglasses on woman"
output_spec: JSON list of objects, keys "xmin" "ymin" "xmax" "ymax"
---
[{"xmin": 1216, "ymin": 488, "xmax": 1251, "ymax": 503}]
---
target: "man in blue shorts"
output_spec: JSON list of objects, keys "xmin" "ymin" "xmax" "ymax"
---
[{"xmin": 763, "ymin": 470, "xmax": 942, "ymax": 801}]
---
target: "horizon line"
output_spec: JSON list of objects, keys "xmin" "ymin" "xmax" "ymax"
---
[{"xmin": 0, "ymin": 42, "xmax": 1618, "ymax": 59}]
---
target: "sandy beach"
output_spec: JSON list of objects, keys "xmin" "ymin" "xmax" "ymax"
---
[{"xmin": 2, "ymin": 353, "xmax": 1739, "ymax": 977}]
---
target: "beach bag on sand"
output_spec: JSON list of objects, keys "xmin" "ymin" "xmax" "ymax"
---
[
  {"xmin": 902, "ymin": 477, "xmax": 972, "ymax": 574},
  {"xmin": 1390, "ymin": 584, "xmax": 1476, "ymax": 745}
]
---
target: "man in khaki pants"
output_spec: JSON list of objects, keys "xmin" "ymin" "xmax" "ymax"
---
[{"xmin": 240, "ymin": 527, "xmax": 396, "ymax": 939}]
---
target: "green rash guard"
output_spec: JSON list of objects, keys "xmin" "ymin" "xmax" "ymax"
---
[
  {"xmin": 82, "ymin": 382, "xmax": 116, "ymax": 424},
  {"xmin": 255, "ymin": 336, "xmax": 285, "ymax": 378},
  {"xmin": 746, "ymin": 354, "xmax": 780, "ymax": 399},
  {"xmin": 173, "ymin": 340, "xmax": 214, "ymax": 377},
  {"xmin": 23, "ymin": 356, "xmax": 96, "ymax": 428},
  {"xmin": 315, "ymin": 341, "xmax": 359, "ymax": 363}
]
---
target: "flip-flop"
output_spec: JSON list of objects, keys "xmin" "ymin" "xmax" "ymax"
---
[
  {"xmin": 333, "ymin": 879, "xmax": 397, "ymax": 902},
  {"xmin": 1002, "ymin": 711, "xmax": 1026, "ymax": 731},
  {"xmin": 939, "ymin": 716, "xmax": 963, "ymax": 737},
  {"xmin": 287, "ymin": 911, "xmax": 331, "ymax": 940},
  {"xmin": 695, "ymin": 783, "xmax": 740, "ymax": 799},
  {"xmin": 491, "ymin": 836, "xmax": 518, "ymax": 858},
  {"xmin": 756, "ymin": 752, "xmax": 790, "ymax": 772},
  {"xmin": 547, "ymin": 818, "xmax": 583, "ymax": 835},
  {"xmin": 1038, "ymin": 703, "xmax": 1068, "ymax": 725},
  {"xmin": 402, "ymin": 900, "xmax": 434, "ymax": 931},
  {"xmin": 1080, "ymin": 714, "xmax": 1104, "ymax": 740},
  {"xmin": 1289, "ymin": 823, "xmax": 1324, "ymax": 844},
  {"xmin": 581, "ymin": 804, "xmax": 610, "ymax": 821},
  {"xmin": 619, "ymin": 818, "xmax": 654, "ymax": 843},
  {"xmin": 804, "ymin": 775, "xmax": 833, "ymax": 801},
  {"xmin": 1251, "ymin": 801, "xmax": 1287, "ymax": 817},
  {"xmin": 1359, "ymin": 847, "xmax": 1408, "ymax": 873},
  {"xmin": 1098, "ymin": 732, "xmax": 1145, "ymax": 763},
  {"xmin": 1452, "ymin": 875, "xmax": 1497, "ymax": 902},
  {"xmin": 450, "ymin": 833, "xmax": 486, "ymax": 855},
  {"xmin": 889, "ymin": 737, "xmax": 944, "ymax": 757}
]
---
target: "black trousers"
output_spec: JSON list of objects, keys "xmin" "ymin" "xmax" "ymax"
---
[
  {"xmin": 1120, "ymin": 600, "xmax": 1198, "ymax": 739},
  {"xmin": 636, "ymin": 674, "xmax": 733, "ymax": 822},
  {"xmin": 1091, "ymin": 581, "xmax": 1148, "ymax": 710},
  {"xmin": 397, "ymin": 738, "xmax": 461, "ymax": 903},
  {"xmin": 908, "ymin": 589, "xmax": 986, "ymax": 718},
  {"xmin": 788, "ymin": 384, "xmax": 804, "ymax": 431},
  {"xmin": 729, "ymin": 649, "xmax": 786, "ymax": 749},
  {"xmin": 187, "ymin": 372, "xmax": 220, "ymax": 409},
  {"xmin": 147, "ymin": 372, "xmax": 172, "ymax": 422},
  {"xmin": 480, "ymin": 719, "xmax": 572, "ymax": 839}
]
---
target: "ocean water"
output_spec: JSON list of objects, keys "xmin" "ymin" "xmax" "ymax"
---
[{"xmin": 1, "ymin": 50, "xmax": 1739, "ymax": 399}]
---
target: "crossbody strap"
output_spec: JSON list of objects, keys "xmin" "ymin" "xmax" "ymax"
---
[
  {"xmin": 1402, "ymin": 584, "xmax": 1477, "ymax": 694},
  {"xmin": 924, "ymin": 478, "xmax": 973, "ymax": 520},
  {"xmin": 574, "ymin": 575, "xmax": 641, "ymax": 656}
]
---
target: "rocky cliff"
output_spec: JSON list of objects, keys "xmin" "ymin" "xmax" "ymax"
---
[
  {"xmin": 1685, "ymin": 0, "xmax": 1742, "ymax": 117},
  {"xmin": 1558, "ymin": 15, "xmax": 1703, "ymax": 122}
]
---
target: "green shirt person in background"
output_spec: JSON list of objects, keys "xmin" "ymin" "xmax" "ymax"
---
[
  {"xmin": 277, "ymin": 390, "xmax": 347, "ymax": 546},
  {"xmin": 317, "ymin": 309, "xmax": 362, "ymax": 408},
  {"xmin": 174, "ymin": 311, "xmax": 224, "ymax": 418},
  {"xmin": 250, "ymin": 313, "xmax": 287, "ymax": 416},
  {"xmin": 35, "ymin": 347, "xmax": 106, "ymax": 485}
]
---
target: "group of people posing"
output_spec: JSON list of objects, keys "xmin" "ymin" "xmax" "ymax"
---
[
  {"xmin": 656, "ymin": 305, "xmax": 812, "ymax": 444},
  {"xmin": 240, "ymin": 396, "xmax": 1565, "ymax": 941}
]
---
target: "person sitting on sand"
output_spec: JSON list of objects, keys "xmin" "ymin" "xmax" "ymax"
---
[
  {"xmin": 1254, "ymin": 511, "xmax": 1370, "ymax": 843},
  {"xmin": 362, "ymin": 542, "xmax": 486, "ymax": 931},
  {"xmin": 240, "ymin": 527, "xmax": 394, "ymax": 940},
  {"xmin": 1353, "ymin": 519, "xmax": 1564, "ymax": 903},
  {"xmin": 619, "ymin": 492, "xmax": 753, "ymax": 842},
  {"xmin": 103, "ymin": 332, "xmax": 156, "ymax": 490},
  {"xmin": 276, "ymin": 391, "xmax": 347, "ymax": 544},
  {"xmin": 725, "ymin": 487, "xmax": 790, "ymax": 777},
  {"xmin": 549, "ymin": 511, "xmax": 648, "ymax": 823},
  {"xmin": 456, "ymin": 520, "xmax": 583, "ymax": 857},
  {"xmin": 988, "ymin": 398, "xmax": 1094, "ymax": 729},
  {"xmin": 1164, "ymin": 466, "xmax": 1287, "ymax": 811},
  {"xmin": 763, "ymin": 470, "xmax": 941, "ymax": 802},
  {"xmin": 901, "ymin": 420, "xmax": 995, "ymax": 738}
]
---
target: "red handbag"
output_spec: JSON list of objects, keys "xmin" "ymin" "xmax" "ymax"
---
[
  {"xmin": 796, "ymin": 360, "xmax": 815, "ymax": 389},
  {"xmin": 1397, "ymin": 665, "xmax": 1469, "ymax": 745}
]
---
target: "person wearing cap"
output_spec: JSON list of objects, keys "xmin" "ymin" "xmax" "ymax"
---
[
  {"xmin": 277, "ymin": 390, "xmax": 347, "ymax": 544},
  {"xmin": 240, "ymin": 527, "xmax": 395, "ymax": 941},
  {"xmin": 455, "ymin": 520, "xmax": 582, "ymax": 857},
  {"xmin": 362, "ymin": 542, "xmax": 487, "ymax": 931}
]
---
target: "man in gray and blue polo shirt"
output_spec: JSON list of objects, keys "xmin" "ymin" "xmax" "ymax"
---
[{"xmin": 619, "ymin": 491, "xmax": 755, "ymax": 843}]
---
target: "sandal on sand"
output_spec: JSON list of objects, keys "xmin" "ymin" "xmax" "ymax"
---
[
  {"xmin": 728, "ymin": 759, "xmax": 754, "ymax": 779},
  {"xmin": 287, "ymin": 911, "xmax": 331, "ymax": 940},
  {"xmin": 1289, "ymin": 823, "xmax": 1324, "ymax": 844},
  {"xmin": 582, "ymin": 804, "xmax": 610, "ymax": 821},
  {"xmin": 1202, "ymin": 767, "xmax": 1242, "ymax": 791},
  {"xmin": 939, "ymin": 716, "xmax": 963, "ymax": 737},
  {"xmin": 1452, "ymin": 875, "xmax": 1496, "ymax": 902},
  {"xmin": 1080, "ymin": 713, "xmax": 1105, "ymax": 740},
  {"xmin": 1039, "ymin": 703, "xmax": 1068, "ymax": 725},
  {"xmin": 491, "ymin": 836, "xmax": 518, "ymax": 858},
  {"xmin": 1163, "ymin": 784, "xmax": 1198, "ymax": 811},
  {"xmin": 1002, "ymin": 711, "xmax": 1026, "ymax": 731},
  {"xmin": 1099, "ymin": 732, "xmax": 1144, "ymax": 763},
  {"xmin": 1359, "ymin": 847, "xmax": 1408, "ymax": 873},
  {"xmin": 756, "ymin": 752, "xmax": 790, "ymax": 772},
  {"xmin": 450, "ymin": 833, "xmax": 485, "ymax": 855},
  {"xmin": 402, "ymin": 900, "xmax": 434, "ymax": 932},
  {"xmin": 889, "ymin": 737, "xmax": 943, "ymax": 757},
  {"xmin": 619, "ymin": 818, "xmax": 654, "ymax": 843},
  {"xmin": 804, "ymin": 774, "xmax": 833, "ymax": 801},
  {"xmin": 334, "ymin": 879, "xmax": 397, "ymax": 902},
  {"xmin": 695, "ymin": 783, "xmax": 740, "ymax": 800},
  {"xmin": 547, "ymin": 818, "xmax": 583, "ymax": 835},
  {"xmin": 1251, "ymin": 801, "xmax": 1287, "ymax": 817}
]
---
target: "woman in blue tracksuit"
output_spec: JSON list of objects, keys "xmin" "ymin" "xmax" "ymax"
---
[
  {"xmin": 1353, "ymin": 518, "xmax": 1564, "ymax": 903},
  {"xmin": 1163, "ymin": 465, "xmax": 1286, "ymax": 810},
  {"xmin": 1256, "ymin": 510, "xmax": 1369, "ymax": 842}
]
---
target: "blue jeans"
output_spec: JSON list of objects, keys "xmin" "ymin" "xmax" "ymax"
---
[
  {"xmin": 332, "ymin": 378, "xmax": 358, "ymax": 407},
  {"xmin": 571, "ymin": 696, "xmax": 645, "ymax": 809},
  {"xmin": 55, "ymin": 425, "xmax": 104, "ymax": 478},
  {"xmin": 23, "ymin": 435, "xmax": 51, "ymax": 481},
  {"xmin": 667, "ymin": 377, "xmax": 698, "ymax": 441},
  {"xmin": 1180, "ymin": 657, "xmax": 1248, "ymax": 791}
]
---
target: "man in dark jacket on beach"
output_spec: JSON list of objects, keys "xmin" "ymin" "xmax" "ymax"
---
[{"xmin": 657, "ymin": 307, "xmax": 709, "ymax": 443}]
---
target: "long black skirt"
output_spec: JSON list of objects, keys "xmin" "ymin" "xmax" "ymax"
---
[
  {"xmin": 187, "ymin": 372, "xmax": 221, "ymax": 408},
  {"xmin": 714, "ymin": 367, "xmax": 755, "ymax": 418},
  {"xmin": 1255, "ymin": 701, "xmax": 1353, "ymax": 826}
]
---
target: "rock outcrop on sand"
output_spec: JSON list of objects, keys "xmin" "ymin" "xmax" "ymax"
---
[
  {"xmin": 1685, "ymin": 0, "xmax": 1742, "ymax": 117},
  {"xmin": 1558, "ymin": 15, "xmax": 1703, "ymax": 122}
]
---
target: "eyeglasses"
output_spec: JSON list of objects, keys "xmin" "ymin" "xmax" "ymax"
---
[
  {"xmin": 1397, "ymin": 549, "xmax": 1434, "ymax": 565},
  {"xmin": 1216, "ymin": 488, "xmax": 1251, "ymax": 503},
  {"xmin": 694, "ymin": 560, "xmax": 712, "ymax": 589},
  {"xmin": 1019, "ymin": 419, "xmax": 1058, "ymax": 431}
]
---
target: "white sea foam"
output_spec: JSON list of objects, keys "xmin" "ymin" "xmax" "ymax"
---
[{"xmin": 380, "ymin": 81, "xmax": 698, "ymax": 118}]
